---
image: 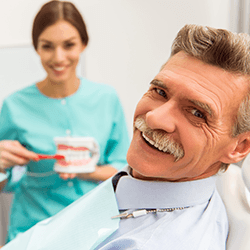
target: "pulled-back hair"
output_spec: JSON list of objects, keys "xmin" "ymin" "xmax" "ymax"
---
[
  {"xmin": 32, "ymin": 0, "xmax": 88, "ymax": 50},
  {"xmin": 170, "ymin": 24, "xmax": 250, "ymax": 170}
]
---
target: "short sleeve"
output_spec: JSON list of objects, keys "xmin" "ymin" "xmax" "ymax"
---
[
  {"xmin": 104, "ymin": 94, "xmax": 130, "ymax": 170},
  {"xmin": 0, "ymin": 100, "xmax": 21, "ymax": 192},
  {"xmin": 0, "ymin": 100, "xmax": 18, "ymax": 141}
]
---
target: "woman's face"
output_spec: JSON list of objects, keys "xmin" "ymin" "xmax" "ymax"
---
[{"xmin": 37, "ymin": 20, "xmax": 85, "ymax": 84}]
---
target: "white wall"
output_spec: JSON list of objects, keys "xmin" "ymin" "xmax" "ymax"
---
[
  {"xmin": 0, "ymin": 0, "xmax": 232, "ymax": 136},
  {"xmin": 0, "ymin": 0, "xmax": 234, "ymax": 245}
]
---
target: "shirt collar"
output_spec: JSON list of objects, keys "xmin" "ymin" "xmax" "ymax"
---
[{"xmin": 115, "ymin": 166, "xmax": 216, "ymax": 210}]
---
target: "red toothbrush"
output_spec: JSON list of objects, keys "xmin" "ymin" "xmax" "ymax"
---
[{"xmin": 36, "ymin": 154, "xmax": 65, "ymax": 161}]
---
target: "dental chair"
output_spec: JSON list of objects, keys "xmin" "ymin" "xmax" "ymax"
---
[{"xmin": 216, "ymin": 156, "xmax": 250, "ymax": 250}]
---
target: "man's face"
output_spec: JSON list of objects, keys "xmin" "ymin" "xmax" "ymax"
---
[{"xmin": 127, "ymin": 52, "xmax": 248, "ymax": 181}]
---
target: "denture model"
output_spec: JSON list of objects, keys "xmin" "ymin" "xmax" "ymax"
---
[
  {"xmin": 56, "ymin": 144, "xmax": 92, "ymax": 167},
  {"xmin": 53, "ymin": 137, "xmax": 100, "ymax": 173}
]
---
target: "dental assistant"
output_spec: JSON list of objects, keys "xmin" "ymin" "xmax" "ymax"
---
[{"xmin": 0, "ymin": 0, "xmax": 129, "ymax": 242}]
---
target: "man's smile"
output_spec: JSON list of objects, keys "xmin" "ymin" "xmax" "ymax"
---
[
  {"xmin": 134, "ymin": 116, "xmax": 184, "ymax": 161},
  {"xmin": 142, "ymin": 132, "xmax": 170, "ymax": 152}
]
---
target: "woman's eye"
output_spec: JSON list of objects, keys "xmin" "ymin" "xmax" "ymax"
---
[
  {"xmin": 155, "ymin": 88, "xmax": 167, "ymax": 98},
  {"xmin": 65, "ymin": 43, "xmax": 75, "ymax": 49},
  {"xmin": 42, "ymin": 44, "xmax": 52, "ymax": 50},
  {"xmin": 191, "ymin": 109, "xmax": 206, "ymax": 119}
]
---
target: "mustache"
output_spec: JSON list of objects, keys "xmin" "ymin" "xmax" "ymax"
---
[{"xmin": 134, "ymin": 117, "xmax": 184, "ymax": 161}]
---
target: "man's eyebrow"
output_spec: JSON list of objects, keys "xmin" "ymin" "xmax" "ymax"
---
[
  {"xmin": 150, "ymin": 79, "xmax": 214, "ymax": 117},
  {"xmin": 189, "ymin": 99, "xmax": 214, "ymax": 117},
  {"xmin": 150, "ymin": 79, "xmax": 168, "ymax": 90}
]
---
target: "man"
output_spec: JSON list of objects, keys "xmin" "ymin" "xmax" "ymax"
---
[{"xmin": 2, "ymin": 24, "xmax": 250, "ymax": 249}]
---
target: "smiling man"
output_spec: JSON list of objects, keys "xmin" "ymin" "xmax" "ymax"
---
[
  {"xmin": 2, "ymin": 24, "xmax": 250, "ymax": 250},
  {"xmin": 128, "ymin": 52, "xmax": 248, "ymax": 182},
  {"xmin": 97, "ymin": 24, "xmax": 250, "ymax": 249}
]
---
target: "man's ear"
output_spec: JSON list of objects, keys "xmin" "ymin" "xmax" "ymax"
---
[{"xmin": 221, "ymin": 133, "xmax": 250, "ymax": 164}]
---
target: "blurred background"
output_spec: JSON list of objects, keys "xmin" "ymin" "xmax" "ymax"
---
[
  {"xmin": 1, "ymin": 0, "xmax": 249, "ymax": 136},
  {"xmin": 0, "ymin": 0, "xmax": 249, "ymax": 245}
]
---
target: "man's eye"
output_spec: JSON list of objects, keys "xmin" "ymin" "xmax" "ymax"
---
[
  {"xmin": 155, "ymin": 88, "xmax": 167, "ymax": 98},
  {"xmin": 191, "ymin": 109, "xmax": 206, "ymax": 119}
]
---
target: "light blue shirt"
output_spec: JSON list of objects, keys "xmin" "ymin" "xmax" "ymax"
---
[
  {"xmin": 97, "ymin": 166, "xmax": 229, "ymax": 250},
  {"xmin": 1, "ymin": 166, "xmax": 228, "ymax": 249},
  {"xmin": 0, "ymin": 77, "xmax": 130, "ymax": 242}
]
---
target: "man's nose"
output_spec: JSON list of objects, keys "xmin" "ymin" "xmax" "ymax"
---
[{"xmin": 145, "ymin": 102, "xmax": 177, "ymax": 133}]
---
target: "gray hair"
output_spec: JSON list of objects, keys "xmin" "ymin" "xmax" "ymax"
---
[{"xmin": 169, "ymin": 24, "xmax": 250, "ymax": 171}]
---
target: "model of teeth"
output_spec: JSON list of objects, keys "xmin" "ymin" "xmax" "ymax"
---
[
  {"xmin": 57, "ymin": 144, "xmax": 90, "ymax": 164},
  {"xmin": 54, "ymin": 137, "xmax": 100, "ymax": 173}
]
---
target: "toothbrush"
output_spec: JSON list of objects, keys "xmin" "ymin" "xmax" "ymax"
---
[{"xmin": 36, "ymin": 154, "xmax": 65, "ymax": 161}]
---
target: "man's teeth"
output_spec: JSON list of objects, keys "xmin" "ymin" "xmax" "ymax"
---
[
  {"xmin": 142, "ymin": 133, "xmax": 155, "ymax": 145},
  {"xmin": 142, "ymin": 133, "xmax": 168, "ymax": 152},
  {"xmin": 53, "ymin": 67, "xmax": 65, "ymax": 71}
]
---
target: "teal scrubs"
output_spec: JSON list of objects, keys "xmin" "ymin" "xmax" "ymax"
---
[{"xmin": 0, "ymin": 77, "xmax": 130, "ymax": 242}]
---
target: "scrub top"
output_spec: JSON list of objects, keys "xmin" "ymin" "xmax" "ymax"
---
[{"xmin": 0, "ymin": 77, "xmax": 130, "ymax": 242}]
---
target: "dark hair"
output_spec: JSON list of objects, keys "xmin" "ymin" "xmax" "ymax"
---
[{"xmin": 32, "ymin": 0, "xmax": 89, "ymax": 50}]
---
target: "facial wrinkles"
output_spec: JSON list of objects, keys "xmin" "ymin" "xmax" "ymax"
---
[
  {"xmin": 201, "ymin": 123, "xmax": 216, "ymax": 146},
  {"xmin": 193, "ymin": 84, "xmax": 225, "ymax": 122},
  {"xmin": 200, "ymin": 123, "xmax": 226, "ymax": 159},
  {"xmin": 164, "ymin": 66, "xmax": 226, "ymax": 108},
  {"xmin": 134, "ymin": 117, "xmax": 184, "ymax": 161}
]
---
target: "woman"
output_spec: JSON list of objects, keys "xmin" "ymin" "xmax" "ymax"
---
[{"xmin": 0, "ymin": 0, "xmax": 129, "ymax": 242}]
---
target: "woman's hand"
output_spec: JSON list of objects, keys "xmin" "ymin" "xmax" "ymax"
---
[
  {"xmin": 0, "ymin": 140, "xmax": 38, "ymax": 170},
  {"xmin": 58, "ymin": 165, "xmax": 118, "ymax": 182}
]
